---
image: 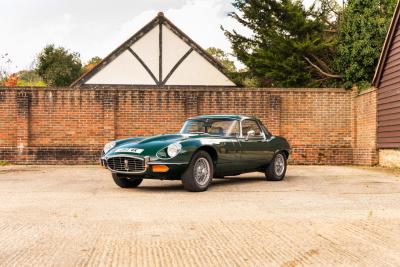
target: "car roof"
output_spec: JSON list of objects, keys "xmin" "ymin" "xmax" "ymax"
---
[{"xmin": 188, "ymin": 114, "xmax": 257, "ymax": 120}]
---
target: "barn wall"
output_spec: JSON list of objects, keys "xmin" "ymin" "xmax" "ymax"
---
[
  {"xmin": 377, "ymin": 20, "xmax": 400, "ymax": 148},
  {"xmin": 0, "ymin": 87, "xmax": 375, "ymax": 165}
]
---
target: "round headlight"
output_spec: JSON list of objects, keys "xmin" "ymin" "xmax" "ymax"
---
[
  {"xmin": 167, "ymin": 143, "xmax": 182, "ymax": 158},
  {"xmin": 103, "ymin": 141, "xmax": 116, "ymax": 154}
]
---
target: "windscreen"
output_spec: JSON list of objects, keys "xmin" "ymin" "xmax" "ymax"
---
[{"xmin": 180, "ymin": 119, "xmax": 240, "ymax": 137}]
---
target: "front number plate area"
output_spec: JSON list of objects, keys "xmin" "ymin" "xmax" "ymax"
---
[{"xmin": 114, "ymin": 148, "xmax": 144, "ymax": 154}]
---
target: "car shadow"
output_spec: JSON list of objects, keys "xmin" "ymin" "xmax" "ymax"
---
[
  {"xmin": 136, "ymin": 175, "xmax": 267, "ymax": 192},
  {"xmin": 212, "ymin": 176, "xmax": 266, "ymax": 187}
]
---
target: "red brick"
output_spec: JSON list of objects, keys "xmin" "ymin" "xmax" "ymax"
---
[{"xmin": 0, "ymin": 87, "xmax": 377, "ymax": 165}]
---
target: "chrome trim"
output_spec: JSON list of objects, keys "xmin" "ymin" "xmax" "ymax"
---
[
  {"xmin": 104, "ymin": 154, "xmax": 147, "ymax": 174},
  {"xmin": 147, "ymin": 161, "xmax": 188, "ymax": 165},
  {"xmin": 155, "ymin": 144, "xmax": 184, "ymax": 160},
  {"xmin": 103, "ymin": 154, "xmax": 144, "ymax": 160}
]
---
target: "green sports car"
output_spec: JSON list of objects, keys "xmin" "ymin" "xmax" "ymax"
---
[{"xmin": 101, "ymin": 115, "xmax": 290, "ymax": 192}]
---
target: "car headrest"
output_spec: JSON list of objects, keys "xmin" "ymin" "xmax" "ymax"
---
[{"xmin": 209, "ymin": 127, "xmax": 224, "ymax": 135}]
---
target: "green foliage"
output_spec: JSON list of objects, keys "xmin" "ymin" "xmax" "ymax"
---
[
  {"xmin": 16, "ymin": 70, "xmax": 46, "ymax": 87},
  {"xmin": 35, "ymin": 45, "xmax": 82, "ymax": 86},
  {"xmin": 241, "ymin": 76, "xmax": 261, "ymax": 87},
  {"xmin": 86, "ymin": 56, "xmax": 102, "ymax": 66},
  {"xmin": 82, "ymin": 56, "xmax": 102, "ymax": 74},
  {"xmin": 224, "ymin": 0, "xmax": 342, "ymax": 87},
  {"xmin": 335, "ymin": 0, "xmax": 397, "ymax": 88},
  {"xmin": 206, "ymin": 47, "xmax": 244, "ymax": 85},
  {"xmin": 206, "ymin": 47, "xmax": 237, "ymax": 72},
  {"xmin": 0, "ymin": 160, "xmax": 9, "ymax": 166}
]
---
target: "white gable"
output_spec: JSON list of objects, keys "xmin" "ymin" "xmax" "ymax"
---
[
  {"xmin": 162, "ymin": 25, "xmax": 191, "ymax": 80},
  {"xmin": 85, "ymin": 50, "xmax": 156, "ymax": 85},
  {"xmin": 79, "ymin": 14, "xmax": 235, "ymax": 87},
  {"xmin": 166, "ymin": 50, "xmax": 236, "ymax": 86},
  {"xmin": 130, "ymin": 26, "xmax": 159, "ymax": 79}
]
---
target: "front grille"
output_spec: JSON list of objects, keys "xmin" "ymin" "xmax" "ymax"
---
[{"xmin": 107, "ymin": 157, "xmax": 145, "ymax": 172}]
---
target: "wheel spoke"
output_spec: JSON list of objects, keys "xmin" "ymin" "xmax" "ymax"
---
[
  {"xmin": 194, "ymin": 158, "xmax": 210, "ymax": 186},
  {"xmin": 274, "ymin": 154, "xmax": 285, "ymax": 176}
]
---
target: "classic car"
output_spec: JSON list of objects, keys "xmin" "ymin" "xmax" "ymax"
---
[{"xmin": 101, "ymin": 115, "xmax": 290, "ymax": 192}]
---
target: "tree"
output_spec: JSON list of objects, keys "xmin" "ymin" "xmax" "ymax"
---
[
  {"xmin": 206, "ymin": 47, "xmax": 237, "ymax": 72},
  {"xmin": 3, "ymin": 73, "xmax": 18, "ymax": 87},
  {"xmin": 224, "ymin": 0, "xmax": 342, "ymax": 87},
  {"xmin": 35, "ymin": 45, "xmax": 82, "ymax": 86},
  {"xmin": 82, "ymin": 56, "xmax": 102, "ymax": 74},
  {"xmin": 0, "ymin": 53, "xmax": 12, "ymax": 85},
  {"xmin": 17, "ymin": 70, "xmax": 46, "ymax": 87},
  {"xmin": 335, "ymin": 0, "xmax": 397, "ymax": 89}
]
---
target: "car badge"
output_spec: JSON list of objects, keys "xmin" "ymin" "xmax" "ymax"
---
[{"xmin": 124, "ymin": 159, "xmax": 129, "ymax": 171}]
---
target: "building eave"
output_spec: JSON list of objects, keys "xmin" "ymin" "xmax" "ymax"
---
[{"xmin": 372, "ymin": 0, "xmax": 400, "ymax": 87}]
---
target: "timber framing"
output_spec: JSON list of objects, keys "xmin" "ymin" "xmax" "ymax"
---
[
  {"xmin": 127, "ymin": 47, "xmax": 159, "ymax": 85},
  {"xmin": 162, "ymin": 48, "xmax": 193, "ymax": 85},
  {"xmin": 71, "ymin": 12, "xmax": 235, "ymax": 87}
]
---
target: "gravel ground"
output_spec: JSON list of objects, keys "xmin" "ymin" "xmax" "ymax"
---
[{"xmin": 0, "ymin": 165, "xmax": 399, "ymax": 266}]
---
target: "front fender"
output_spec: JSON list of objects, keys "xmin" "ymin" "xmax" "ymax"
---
[{"xmin": 157, "ymin": 138, "xmax": 223, "ymax": 164}]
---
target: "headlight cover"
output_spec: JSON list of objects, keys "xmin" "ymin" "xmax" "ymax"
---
[
  {"xmin": 167, "ymin": 143, "xmax": 182, "ymax": 158},
  {"xmin": 103, "ymin": 141, "xmax": 116, "ymax": 154}
]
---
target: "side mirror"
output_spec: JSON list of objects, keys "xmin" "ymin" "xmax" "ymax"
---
[{"xmin": 246, "ymin": 130, "xmax": 255, "ymax": 140}]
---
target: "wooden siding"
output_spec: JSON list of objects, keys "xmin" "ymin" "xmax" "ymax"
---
[{"xmin": 378, "ymin": 21, "xmax": 400, "ymax": 148}]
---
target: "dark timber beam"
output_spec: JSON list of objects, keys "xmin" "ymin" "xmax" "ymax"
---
[
  {"xmin": 161, "ymin": 48, "xmax": 194, "ymax": 85},
  {"xmin": 127, "ymin": 47, "xmax": 159, "ymax": 85},
  {"xmin": 159, "ymin": 20, "xmax": 163, "ymax": 85}
]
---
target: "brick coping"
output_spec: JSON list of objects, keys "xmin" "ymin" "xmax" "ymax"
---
[{"xmin": 0, "ymin": 86, "xmax": 349, "ymax": 93}]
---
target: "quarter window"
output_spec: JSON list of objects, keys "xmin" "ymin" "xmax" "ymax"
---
[{"xmin": 241, "ymin": 120, "xmax": 263, "ymax": 137}]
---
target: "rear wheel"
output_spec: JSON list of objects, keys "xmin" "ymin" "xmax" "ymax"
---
[
  {"xmin": 181, "ymin": 151, "xmax": 214, "ymax": 192},
  {"xmin": 265, "ymin": 152, "xmax": 287, "ymax": 181},
  {"xmin": 112, "ymin": 173, "xmax": 143, "ymax": 188}
]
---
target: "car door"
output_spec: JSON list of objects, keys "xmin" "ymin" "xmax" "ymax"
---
[
  {"xmin": 211, "ymin": 120, "xmax": 242, "ymax": 175},
  {"xmin": 238, "ymin": 119, "xmax": 274, "ymax": 170}
]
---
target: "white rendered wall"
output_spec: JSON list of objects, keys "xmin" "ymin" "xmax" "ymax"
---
[
  {"xmin": 85, "ymin": 50, "xmax": 155, "ymax": 85},
  {"xmin": 130, "ymin": 26, "xmax": 159, "ymax": 78},
  {"xmin": 166, "ymin": 50, "xmax": 236, "ymax": 86},
  {"xmin": 162, "ymin": 25, "xmax": 191, "ymax": 80}
]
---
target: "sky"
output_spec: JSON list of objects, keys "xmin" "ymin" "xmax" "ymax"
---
[{"xmin": 0, "ymin": 0, "xmax": 316, "ymax": 72}]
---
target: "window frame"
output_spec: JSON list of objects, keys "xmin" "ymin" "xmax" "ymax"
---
[
  {"xmin": 180, "ymin": 118, "xmax": 240, "ymax": 137},
  {"xmin": 239, "ymin": 119, "xmax": 268, "ymax": 140}
]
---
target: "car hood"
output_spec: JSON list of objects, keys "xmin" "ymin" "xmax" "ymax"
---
[{"xmin": 106, "ymin": 134, "xmax": 200, "ymax": 157}]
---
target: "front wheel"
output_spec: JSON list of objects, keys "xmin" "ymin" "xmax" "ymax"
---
[
  {"xmin": 112, "ymin": 173, "xmax": 143, "ymax": 188},
  {"xmin": 181, "ymin": 151, "xmax": 214, "ymax": 192},
  {"xmin": 265, "ymin": 152, "xmax": 287, "ymax": 181}
]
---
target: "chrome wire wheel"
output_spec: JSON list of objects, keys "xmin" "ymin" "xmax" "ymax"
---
[
  {"xmin": 194, "ymin": 157, "xmax": 211, "ymax": 186},
  {"xmin": 274, "ymin": 154, "xmax": 285, "ymax": 176}
]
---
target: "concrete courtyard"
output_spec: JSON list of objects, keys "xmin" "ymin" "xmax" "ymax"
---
[{"xmin": 0, "ymin": 165, "xmax": 399, "ymax": 266}]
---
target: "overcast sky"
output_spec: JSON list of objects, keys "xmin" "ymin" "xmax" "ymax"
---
[{"xmin": 1, "ymin": 0, "xmax": 316, "ymax": 72}]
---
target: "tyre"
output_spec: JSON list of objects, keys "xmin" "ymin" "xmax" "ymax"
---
[
  {"xmin": 181, "ymin": 150, "xmax": 214, "ymax": 192},
  {"xmin": 265, "ymin": 152, "xmax": 287, "ymax": 181},
  {"xmin": 112, "ymin": 173, "xmax": 143, "ymax": 188}
]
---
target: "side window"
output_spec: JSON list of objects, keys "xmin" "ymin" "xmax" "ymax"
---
[
  {"xmin": 229, "ymin": 120, "xmax": 240, "ymax": 137},
  {"xmin": 241, "ymin": 120, "xmax": 263, "ymax": 137},
  {"xmin": 209, "ymin": 120, "xmax": 240, "ymax": 137},
  {"xmin": 259, "ymin": 121, "xmax": 272, "ymax": 138}
]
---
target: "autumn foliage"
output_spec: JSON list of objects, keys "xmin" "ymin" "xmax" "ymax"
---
[{"xmin": 3, "ymin": 74, "xmax": 18, "ymax": 87}]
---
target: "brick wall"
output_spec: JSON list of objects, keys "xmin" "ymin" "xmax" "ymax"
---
[
  {"xmin": 0, "ymin": 87, "xmax": 376, "ymax": 165},
  {"xmin": 352, "ymin": 88, "xmax": 378, "ymax": 165}
]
